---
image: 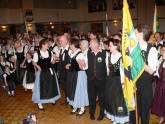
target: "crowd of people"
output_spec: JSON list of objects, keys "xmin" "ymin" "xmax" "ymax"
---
[{"xmin": 0, "ymin": 25, "xmax": 165, "ymax": 124}]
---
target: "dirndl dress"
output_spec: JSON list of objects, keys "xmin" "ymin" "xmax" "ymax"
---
[
  {"xmin": 66, "ymin": 51, "xmax": 89, "ymax": 108},
  {"xmin": 32, "ymin": 50, "xmax": 61, "ymax": 103},
  {"xmin": 22, "ymin": 60, "xmax": 35, "ymax": 90},
  {"xmin": 67, "ymin": 71, "xmax": 89, "ymax": 108},
  {"xmin": 152, "ymin": 60, "xmax": 165, "ymax": 117},
  {"xmin": 104, "ymin": 56, "xmax": 129, "ymax": 123},
  {"xmin": 15, "ymin": 47, "xmax": 25, "ymax": 84}
]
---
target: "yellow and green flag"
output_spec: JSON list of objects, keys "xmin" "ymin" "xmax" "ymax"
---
[
  {"xmin": 120, "ymin": 0, "xmax": 144, "ymax": 111},
  {"xmin": 152, "ymin": 4, "xmax": 159, "ymax": 45}
]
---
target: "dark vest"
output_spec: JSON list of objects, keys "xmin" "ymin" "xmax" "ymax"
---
[
  {"xmin": 5, "ymin": 73, "xmax": 13, "ymax": 82},
  {"xmin": 139, "ymin": 44, "xmax": 155, "ymax": 85},
  {"xmin": 141, "ymin": 44, "xmax": 153, "ymax": 65},
  {"xmin": 48, "ymin": 43, "xmax": 57, "ymax": 69},
  {"xmin": 26, "ymin": 61, "xmax": 35, "ymax": 72},
  {"xmin": 109, "ymin": 54, "xmax": 120, "ymax": 76},
  {"xmin": 59, "ymin": 48, "xmax": 70, "ymax": 71},
  {"xmin": 34, "ymin": 45, "xmax": 39, "ymax": 52},
  {"xmin": 16, "ymin": 46, "xmax": 25, "ymax": 63},
  {"xmin": 37, "ymin": 50, "xmax": 51, "ymax": 71},
  {"xmin": 154, "ymin": 43, "xmax": 161, "ymax": 51},
  {"xmin": 48, "ymin": 43, "xmax": 57, "ymax": 53},
  {"xmin": 86, "ymin": 50, "xmax": 106, "ymax": 80},
  {"xmin": 70, "ymin": 51, "xmax": 81, "ymax": 72}
]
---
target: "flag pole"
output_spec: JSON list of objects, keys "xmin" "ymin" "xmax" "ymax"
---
[
  {"xmin": 105, "ymin": 13, "xmax": 109, "ymax": 37},
  {"xmin": 122, "ymin": 0, "xmax": 142, "ymax": 124},
  {"xmin": 134, "ymin": 84, "xmax": 138, "ymax": 124},
  {"xmin": 152, "ymin": 4, "xmax": 159, "ymax": 45}
]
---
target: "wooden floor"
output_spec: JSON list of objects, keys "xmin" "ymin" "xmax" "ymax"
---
[{"xmin": 0, "ymin": 84, "xmax": 160, "ymax": 124}]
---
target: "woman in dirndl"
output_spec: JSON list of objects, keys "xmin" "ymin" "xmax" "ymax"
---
[
  {"xmin": 14, "ymin": 41, "xmax": 26, "ymax": 85},
  {"xmin": 66, "ymin": 38, "xmax": 89, "ymax": 116},
  {"xmin": 32, "ymin": 39, "xmax": 61, "ymax": 110},
  {"xmin": 21, "ymin": 52, "xmax": 35, "ymax": 92},
  {"xmin": 152, "ymin": 45, "xmax": 165, "ymax": 124},
  {"xmin": 104, "ymin": 39, "xmax": 129, "ymax": 124}
]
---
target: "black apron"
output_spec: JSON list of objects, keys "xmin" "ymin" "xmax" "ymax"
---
[
  {"xmin": 66, "ymin": 51, "xmax": 81, "ymax": 101},
  {"xmin": 37, "ymin": 50, "xmax": 58, "ymax": 99}
]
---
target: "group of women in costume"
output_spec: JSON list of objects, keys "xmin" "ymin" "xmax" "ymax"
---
[{"xmin": 0, "ymin": 24, "xmax": 165, "ymax": 124}]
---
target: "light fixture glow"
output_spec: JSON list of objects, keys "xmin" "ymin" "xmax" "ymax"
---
[
  {"xmin": 1, "ymin": 26, "xmax": 8, "ymax": 29},
  {"xmin": 113, "ymin": 19, "xmax": 118, "ymax": 23},
  {"xmin": 51, "ymin": 25, "xmax": 55, "ymax": 29}
]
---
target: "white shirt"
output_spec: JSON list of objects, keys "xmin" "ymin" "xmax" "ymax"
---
[
  {"xmin": 1, "ymin": 61, "xmax": 10, "ymax": 67},
  {"xmin": 7, "ymin": 45, "xmax": 15, "ymax": 55},
  {"xmin": 82, "ymin": 49, "xmax": 88, "ymax": 57},
  {"xmin": 27, "ymin": 58, "xmax": 32, "ymax": 63},
  {"xmin": 33, "ymin": 50, "xmax": 53, "ymax": 63},
  {"xmin": 140, "ymin": 42, "xmax": 158, "ymax": 71},
  {"xmin": 53, "ymin": 46, "xmax": 60, "ymax": 57},
  {"xmin": 25, "ymin": 45, "xmax": 34, "ymax": 53},
  {"xmin": 110, "ymin": 53, "xmax": 121, "ymax": 64},
  {"xmin": 100, "ymin": 41, "xmax": 105, "ymax": 50}
]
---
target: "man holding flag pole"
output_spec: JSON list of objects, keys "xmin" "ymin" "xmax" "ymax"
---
[
  {"xmin": 121, "ymin": 0, "xmax": 158, "ymax": 124},
  {"xmin": 129, "ymin": 24, "xmax": 158, "ymax": 124}
]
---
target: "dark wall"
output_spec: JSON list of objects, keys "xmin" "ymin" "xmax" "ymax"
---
[
  {"xmin": 9, "ymin": 25, "xmax": 16, "ymax": 36},
  {"xmin": 0, "ymin": 0, "xmax": 22, "ymax": 8},
  {"xmin": 34, "ymin": 0, "xmax": 77, "ymax": 9}
]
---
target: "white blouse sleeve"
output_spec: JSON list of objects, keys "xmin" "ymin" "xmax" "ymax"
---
[
  {"xmin": 3, "ymin": 74, "xmax": 7, "ymax": 80},
  {"xmin": 76, "ymin": 53, "xmax": 84, "ymax": 61},
  {"xmin": 53, "ymin": 46, "xmax": 60, "ymax": 57},
  {"xmin": 76, "ymin": 53, "xmax": 87, "ymax": 70},
  {"xmin": 33, "ymin": 52, "xmax": 38, "ymax": 63},
  {"xmin": 148, "ymin": 47, "xmax": 158, "ymax": 71},
  {"xmin": 24, "ymin": 45, "xmax": 29, "ymax": 56}
]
